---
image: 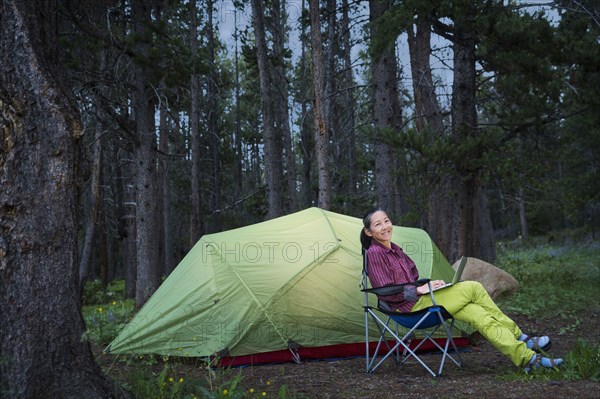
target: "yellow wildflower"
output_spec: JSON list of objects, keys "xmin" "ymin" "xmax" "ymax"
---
[
  {"xmin": 249, "ymin": 388, "xmax": 255, "ymax": 393},
  {"xmin": 97, "ymin": 307, "xmax": 103, "ymax": 313},
  {"xmin": 223, "ymin": 388, "xmax": 228, "ymax": 395},
  {"xmin": 179, "ymin": 377, "xmax": 184, "ymax": 383}
]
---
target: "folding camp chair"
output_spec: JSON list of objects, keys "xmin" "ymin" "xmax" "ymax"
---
[{"xmin": 361, "ymin": 249, "xmax": 462, "ymax": 377}]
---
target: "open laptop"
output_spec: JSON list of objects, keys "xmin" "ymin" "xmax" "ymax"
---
[{"xmin": 431, "ymin": 256, "xmax": 468, "ymax": 291}]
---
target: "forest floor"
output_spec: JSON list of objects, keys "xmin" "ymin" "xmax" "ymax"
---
[{"xmin": 96, "ymin": 308, "xmax": 600, "ymax": 399}]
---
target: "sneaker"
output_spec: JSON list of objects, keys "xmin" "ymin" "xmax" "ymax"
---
[
  {"xmin": 524, "ymin": 354, "xmax": 564, "ymax": 372},
  {"xmin": 520, "ymin": 335, "xmax": 551, "ymax": 352}
]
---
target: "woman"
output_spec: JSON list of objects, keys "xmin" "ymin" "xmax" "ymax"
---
[{"xmin": 360, "ymin": 208, "xmax": 563, "ymax": 371}]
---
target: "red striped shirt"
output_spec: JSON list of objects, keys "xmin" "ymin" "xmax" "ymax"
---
[{"xmin": 366, "ymin": 240, "xmax": 419, "ymax": 313}]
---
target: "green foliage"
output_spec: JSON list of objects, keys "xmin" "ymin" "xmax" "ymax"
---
[
  {"xmin": 496, "ymin": 243, "xmax": 600, "ymax": 317},
  {"xmin": 563, "ymin": 338, "xmax": 600, "ymax": 381},
  {"xmin": 495, "ymin": 242, "xmax": 600, "ymax": 382},
  {"xmin": 82, "ymin": 298, "xmax": 135, "ymax": 347},
  {"xmin": 500, "ymin": 338, "xmax": 600, "ymax": 382},
  {"xmin": 82, "ymin": 279, "xmax": 126, "ymax": 305},
  {"xmin": 119, "ymin": 363, "xmax": 296, "ymax": 399}
]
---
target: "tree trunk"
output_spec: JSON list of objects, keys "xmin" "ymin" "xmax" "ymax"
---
[
  {"xmin": 299, "ymin": 0, "xmax": 313, "ymax": 208},
  {"xmin": 518, "ymin": 185, "xmax": 528, "ymax": 239},
  {"xmin": 158, "ymin": 99, "xmax": 174, "ymax": 275},
  {"xmin": 207, "ymin": 0, "xmax": 222, "ymax": 231},
  {"xmin": 369, "ymin": 0, "xmax": 402, "ymax": 216},
  {"xmin": 407, "ymin": 19, "xmax": 444, "ymax": 135},
  {"xmin": 252, "ymin": 0, "xmax": 284, "ymax": 218},
  {"xmin": 101, "ymin": 132, "xmax": 118, "ymax": 283},
  {"xmin": 407, "ymin": 18, "xmax": 445, "ymax": 238},
  {"xmin": 120, "ymin": 149, "xmax": 137, "ymax": 299},
  {"xmin": 341, "ymin": 0, "xmax": 357, "ymax": 199},
  {"xmin": 132, "ymin": 0, "xmax": 161, "ymax": 306},
  {"xmin": 310, "ymin": 0, "xmax": 331, "ymax": 209},
  {"xmin": 445, "ymin": 10, "xmax": 495, "ymax": 262},
  {"xmin": 0, "ymin": 1, "xmax": 124, "ymax": 397},
  {"xmin": 79, "ymin": 114, "xmax": 104, "ymax": 286},
  {"xmin": 189, "ymin": 0, "xmax": 203, "ymax": 244},
  {"xmin": 272, "ymin": 0, "xmax": 297, "ymax": 212},
  {"xmin": 233, "ymin": 4, "xmax": 243, "ymax": 199}
]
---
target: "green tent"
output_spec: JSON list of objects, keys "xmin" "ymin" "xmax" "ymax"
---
[{"xmin": 106, "ymin": 208, "xmax": 469, "ymax": 365}]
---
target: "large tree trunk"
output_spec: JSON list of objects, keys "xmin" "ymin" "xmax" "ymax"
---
[
  {"xmin": 407, "ymin": 20, "xmax": 444, "ymax": 135},
  {"xmin": 310, "ymin": 0, "xmax": 331, "ymax": 209},
  {"xmin": 252, "ymin": 0, "xmax": 284, "ymax": 218},
  {"xmin": 444, "ymin": 10, "xmax": 495, "ymax": 262},
  {"xmin": 132, "ymin": 0, "xmax": 161, "ymax": 306},
  {"xmin": 0, "ymin": 1, "xmax": 123, "ymax": 397},
  {"xmin": 407, "ymin": 18, "xmax": 446, "ymax": 236},
  {"xmin": 369, "ymin": 0, "xmax": 402, "ymax": 217}
]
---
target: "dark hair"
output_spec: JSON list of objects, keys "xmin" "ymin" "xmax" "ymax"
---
[{"xmin": 359, "ymin": 207, "xmax": 384, "ymax": 250}]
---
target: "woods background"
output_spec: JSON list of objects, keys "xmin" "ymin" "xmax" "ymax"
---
[
  {"xmin": 1, "ymin": 1, "xmax": 599, "ymax": 397},
  {"xmin": 63, "ymin": 0, "xmax": 599, "ymax": 305}
]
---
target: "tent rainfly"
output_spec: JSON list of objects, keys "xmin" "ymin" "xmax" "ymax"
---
[{"xmin": 106, "ymin": 207, "xmax": 471, "ymax": 366}]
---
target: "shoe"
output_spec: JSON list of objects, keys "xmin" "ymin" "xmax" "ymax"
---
[
  {"xmin": 521, "ymin": 335, "xmax": 551, "ymax": 352},
  {"xmin": 524, "ymin": 354, "xmax": 564, "ymax": 372}
]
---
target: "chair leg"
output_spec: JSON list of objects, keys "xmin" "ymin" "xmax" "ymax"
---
[{"xmin": 365, "ymin": 308, "xmax": 462, "ymax": 377}]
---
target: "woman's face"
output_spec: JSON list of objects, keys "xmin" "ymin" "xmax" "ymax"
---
[{"xmin": 365, "ymin": 210, "xmax": 393, "ymax": 246}]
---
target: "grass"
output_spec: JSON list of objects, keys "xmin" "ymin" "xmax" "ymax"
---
[
  {"xmin": 81, "ymin": 281, "xmax": 298, "ymax": 398},
  {"xmin": 496, "ymin": 242, "xmax": 600, "ymax": 318},
  {"xmin": 495, "ymin": 241, "xmax": 600, "ymax": 382},
  {"xmin": 82, "ymin": 240, "xmax": 600, "ymax": 396}
]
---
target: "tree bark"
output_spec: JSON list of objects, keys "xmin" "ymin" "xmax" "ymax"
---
[
  {"xmin": 369, "ymin": 0, "xmax": 402, "ymax": 216},
  {"xmin": 0, "ymin": 1, "xmax": 123, "ymax": 397},
  {"xmin": 252, "ymin": 0, "xmax": 284, "ymax": 218},
  {"xmin": 158, "ymin": 99, "xmax": 174, "ymax": 275},
  {"xmin": 518, "ymin": 185, "xmax": 529, "ymax": 239},
  {"xmin": 189, "ymin": 0, "xmax": 203, "ymax": 243},
  {"xmin": 310, "ymin": 0, "xmax": 331, "ymax": 209},
  {"xmin": 299, "ymin": 0, "xmax": 314, "ymax": 208},
  {"xmin": 207, "ymin": 0, "xmax": 222, "ymax": 231},
  {"xmin": 79, "ymin": 114, "xmax": 104, "ymax": 286},
  {"xmin": 271, "ymin": 0, "xmax": 297, "ymax": 212},
  {"xmin": 233, "ymin": 4, "xmax": 244, "ymax": 199},
  {"xmin": 407, "ymin": 19, "xmax": 444, "ymax": 135},
  {"xmin": 120, "ymin": 148, "xmax": 137, "ymax": 299},
  {"xmin": 445, "ymin": 8, "xmax": 495, "ymax": 262},
  {"xmin": 407, "ymin": 17, "xmax": 446, "ymax": 239},
  {"xmin": 341, "ymin": 0, "xmax": 357, "ymax": 199},
  {"xmin": 132, "ymin": 0, "xmax": 161, "ymax": 306}
]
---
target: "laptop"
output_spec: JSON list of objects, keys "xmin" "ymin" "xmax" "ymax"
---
[{"xmin": 431, "ymin": 256, "xmax": 468, "ymax": 291}]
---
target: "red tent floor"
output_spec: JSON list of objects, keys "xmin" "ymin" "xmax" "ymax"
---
[{"xmin": 214, "ymin": 337, "xmax": 471, "ymax": 368}]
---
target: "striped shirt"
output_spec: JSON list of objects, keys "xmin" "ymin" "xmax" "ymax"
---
[{"xmin": 366, "ymin": 240, "xmax": 419, "ymax": 313}]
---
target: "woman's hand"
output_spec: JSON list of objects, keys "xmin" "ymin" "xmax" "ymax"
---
[{"xmin": 417, "ymin": 280, "xmax": 446, "ymax": 295}]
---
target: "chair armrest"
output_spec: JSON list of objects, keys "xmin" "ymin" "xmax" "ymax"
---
[{"xmin": 362, "ymin": 279, "xmax": 430, "ymax": 296}]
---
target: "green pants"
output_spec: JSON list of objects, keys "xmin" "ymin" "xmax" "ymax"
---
[{"xmin": 411, "ymin": 281, "xmax": 535, "ymax": 367}]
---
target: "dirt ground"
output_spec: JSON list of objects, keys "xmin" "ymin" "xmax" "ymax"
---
[
  {"xmin": 97, "ymin": 311, "xmax": 600, "ymax": 399},
  {"xmin": 235, "ymin": 311, "xmax": 600, "ymax": 399}
]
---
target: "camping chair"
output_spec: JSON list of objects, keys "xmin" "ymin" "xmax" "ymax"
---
[{"xmin": 361, "ymin": 249, "xmax": 462, "ymax": 377}]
